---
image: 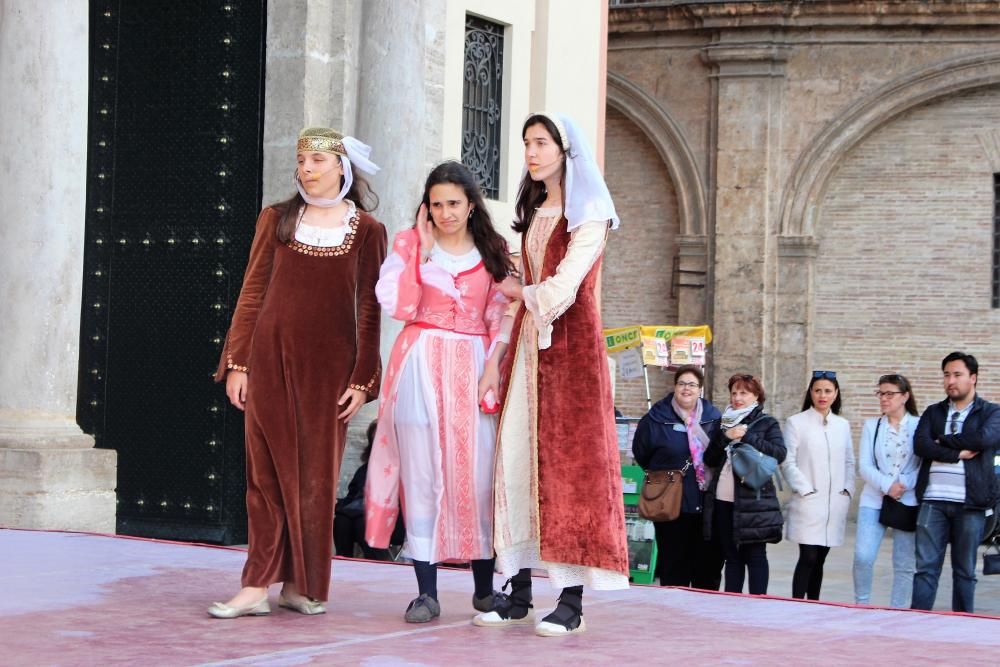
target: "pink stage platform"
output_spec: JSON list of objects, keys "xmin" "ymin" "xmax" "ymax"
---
[{"xmin": 2, "ymin": 528, "xmax": 998, "ymax": 666}]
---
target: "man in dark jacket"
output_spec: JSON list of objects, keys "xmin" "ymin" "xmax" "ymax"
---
[{"xmin": 911, "ymin": 352, "xmax": 1000, "ymax": 613}]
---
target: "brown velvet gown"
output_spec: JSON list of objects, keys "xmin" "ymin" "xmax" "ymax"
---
[{"xmin": 215, "ymin": 204, "xmax": 386, "ymax": 601}]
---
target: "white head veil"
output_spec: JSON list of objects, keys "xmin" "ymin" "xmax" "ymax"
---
[
  {"xmin": 532, "ymin": 111, "xmax": 620, "ymax": 232},
  {"xmin": 294, "ymin": 135, "xmax": 380, "ymax": 208}
]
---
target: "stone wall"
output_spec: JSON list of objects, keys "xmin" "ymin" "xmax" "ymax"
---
[
  {"xmin": 814, "ymin": 85, "xmax": 1000, "ymax": 427},
  {"xmin": 607, "ymin": 1, "xmax": 1000, "ymax": 435}
]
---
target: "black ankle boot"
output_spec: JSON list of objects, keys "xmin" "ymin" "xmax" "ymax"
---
[
  {"xmin": 472, "ymin": 569, "xmax": 533, "ymax": 627},
  {"xmin": 536, "ymin": 586, "xmax": 584, "ymax": 636}
]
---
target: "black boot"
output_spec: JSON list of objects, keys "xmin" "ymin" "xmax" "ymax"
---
[
  {"xmin": 472, "ymin": 568, "xmax": 533, "ymax": 627},
  {"xmin": 536, "ymin": 586, "xmax": 584, "ymax": 636}
]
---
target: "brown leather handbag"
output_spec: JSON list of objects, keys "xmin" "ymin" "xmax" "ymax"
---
[{"xmin": 638, "ymin": 461, "xmax": 690, "ymax": 522}]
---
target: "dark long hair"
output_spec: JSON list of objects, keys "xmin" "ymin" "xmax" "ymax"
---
[
  {"xmin": 418, "ymin": 161, "xmax": 513, "ymax": 282},
  {"xmin": 513, "ymin": 114, "xmax": 566, "ymax": 234},
  {"xmin": 272, "ymin": 159, "xmax": 380, "ymax": 243},
  {"xmin": 801, "ymin": 374, "xmax": 843, "ymax": 414},
  {"xmin": 878, "ymin": 373, "xmax": 919, "ymax": 416}
]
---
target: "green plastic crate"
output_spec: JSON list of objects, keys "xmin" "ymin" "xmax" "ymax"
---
[{"xmin": 623, "ymin": 465, "xmax": 658, "ymax": 584}]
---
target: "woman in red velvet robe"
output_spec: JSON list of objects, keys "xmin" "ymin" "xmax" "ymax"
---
[
  {"xmin": 207, "ymin": 128, "xmax": 386, "ymax": 618},
  {"xmin": 472, "ymin": 113, "xmax": 629, "ymax": 637}
]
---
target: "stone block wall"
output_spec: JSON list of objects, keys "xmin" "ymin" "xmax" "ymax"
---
[
  {"xmin": 814, "ymin": 85, "xmax": 1000, "ymax": 429},
  {"xmin": 603, "ymin": 106, "xmax": 681, "ymax": 416}
]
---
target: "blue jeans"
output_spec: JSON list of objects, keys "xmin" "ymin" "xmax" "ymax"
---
[
  {"xmin": 852, "ymin": 506, "xmax": 915, "ymax": 607},
  {"xmin": 910, "ymin": 500, "xmax": 986, "ymax": 613}
]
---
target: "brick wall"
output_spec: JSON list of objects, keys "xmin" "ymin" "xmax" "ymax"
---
[
  {"xmin": 814, "ymin": 86, "xmax": 1000, "ymax": 439},
  {"xmin": 603, "ymin": 106, "xmax": 681, "ymax": 416}
]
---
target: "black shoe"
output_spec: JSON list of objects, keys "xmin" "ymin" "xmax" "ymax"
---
[
  {"xmin": 535, "ymin": 589, "xmax": 585, "ymax": 637},
  {"xmin": 472, "ymin": 576, "xmax": 533, "ymax": 627}
]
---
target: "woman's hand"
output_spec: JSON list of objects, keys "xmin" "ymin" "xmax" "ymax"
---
[
  {"xmin": 725, "ymin": 425, "xmax": 747, "ymax": 441},
  {"xmin": 478, "ymin": 363, "xmax": 500, "ymax": 408},
  {"xmin": 415, "ymin": 203, "xmax": 434, "ymax": 259},
  {"xmin": 225, "ymin": 371, "xmax": 248, "ymax": 410},
  {"xmin": 887, "ymin": 481, "xmax": 906, "ymax": 500},
  {"xmin": 498, "ymin": 275, "xmax": 523, "ymax": 300},
  {"xmin": 338, "ymin": 388, "xmax": 367, "ymax": 422}
]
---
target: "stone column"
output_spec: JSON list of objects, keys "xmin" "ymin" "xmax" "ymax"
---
[
  {"xmin": 0, "ymin": 1, "xmax": 116, "ymax": 531},
  {"xmin": 262, "ymin": 0, "xmax": 364, "ymax": 204},
  {"xmin": 702, "ymin": 37, "xmax": 790, "ymax": 401}
]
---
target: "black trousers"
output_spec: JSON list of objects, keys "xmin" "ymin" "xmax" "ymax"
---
[
  {"xmin": 654, "ymin": 512, "xmax": 723, "ymax": 589},
  {"xmin": 792, "ymin": 544, "xmax": 830, "ymax": 600},
  {"xmin": 713, "ymin": 500, "xmax": 769, "ymax": 595},
  {"xmin": 333, "ymin": 513, "xmax": 392, "ymax": 561}
]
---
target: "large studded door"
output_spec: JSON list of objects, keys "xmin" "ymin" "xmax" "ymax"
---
[{"xmin": 78, "ymin": 1, "xmax": 266, "ymax": 544}]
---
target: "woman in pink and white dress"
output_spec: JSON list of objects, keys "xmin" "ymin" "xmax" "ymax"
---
[{"xmin": 365, "ymin": 161, "xmax": 514, "ymax": 623}]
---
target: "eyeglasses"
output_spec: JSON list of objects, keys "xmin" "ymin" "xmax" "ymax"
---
[
  {"xmin": 949, "ymin": 411, "xmax": 960, "ymax": 434},
  {"xmin": 676, "ymin": 381, "xmax": 701, "ymax": 389},
  {"xmin": 812, "ymin": 370, "xmax": 837, "ymax": 380},
  {"xmin": 874, "ymin": 390, "xmax": 903, "ymax": 398}
]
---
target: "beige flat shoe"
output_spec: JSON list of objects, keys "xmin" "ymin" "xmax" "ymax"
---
[
  {"xmin": 278, "ymin": 592, "xmax": 326, "ymax": 615},
  {"xmin": 207, "ymin": 596, "xmax": 270, "ymax": 619}
]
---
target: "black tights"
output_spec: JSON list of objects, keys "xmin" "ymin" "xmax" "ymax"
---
[
  {"xmin": 412, "ymin": 558, "xmax": 495, "ymax": 601},
  {"xmin": 792, "ymin": 544, "xmax": 830, "ymax": 600}
]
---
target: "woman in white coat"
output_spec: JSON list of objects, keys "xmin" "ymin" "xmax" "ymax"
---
[
  {"xmin": 781, "ymin": 371, "xmax": 855, "ymax": 600},
  {"xmin": 852, "ymin": 374, "xmax": 921, "ymax": 607}
]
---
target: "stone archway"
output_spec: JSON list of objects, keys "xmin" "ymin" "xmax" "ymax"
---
[
  {"xmin": 780, "ymin": 51, "xmax": 1000, "ymax": 238},
  {"xmin": 607, "ymin": 71, "xmax": 707, "ymax": 238},
  {"xmin": 606, "ymin": 72, "xmax": 709, "ymax": 328},
  {"xmin": 771, "ymin": 51, "xmax": 1000, "ymax": 417}
]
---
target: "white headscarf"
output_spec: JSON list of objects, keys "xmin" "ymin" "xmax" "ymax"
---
[
  {"xmin": 295, "ymin": 136, "xmax": 381, "ymax": 208},
  {"xmin": 531, "ymin": 111, "xmax": 620, "ymax": 232}
]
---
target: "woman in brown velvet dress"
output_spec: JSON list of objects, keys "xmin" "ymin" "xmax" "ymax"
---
[
  {"xmin": 208, "ymin": 127, "xmax": 387, "ymax": 618},
  {"xmin": 472, "ymin": 113, "xmax": 628, "ymax": 637}
]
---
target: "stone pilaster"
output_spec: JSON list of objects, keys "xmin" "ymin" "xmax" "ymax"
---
[
  {"xmin": 702, "ymin": 37, "xmax": 790, "ymax": 401},
  {"xmin": 0, "ymin": 1, "xmax": 116, "ymax": 532},
  {"xmin": 772, "ymin": 236, "xmax": 819, "ymax": 420},
  {"xmin": 677, "ymin": 234, "xmax": 709, "ymax": 325}
]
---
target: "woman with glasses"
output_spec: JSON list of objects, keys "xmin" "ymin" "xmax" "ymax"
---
[
  {"xmin": 703, "ymin": 374, "xmax": 786, "ymax": 595},
  {"xmin": 632, "ymin": 365, "xmax": 723, "ymax": 589},
  {"xmin": 780, "ymin": 370, "xmax": 856, "ymax": 600},
  {"xmin": 853, "ymin": 374, "xmax": 921, "ymax": 607}
]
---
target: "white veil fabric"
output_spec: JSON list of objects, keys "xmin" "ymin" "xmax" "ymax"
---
[
  {"xmin": 295, "ymin": 135, "xmax": 381, "ymax": 208},
  {"xmin": 534, "ymin": 111, "xmax": 620, "ymax": 233}
]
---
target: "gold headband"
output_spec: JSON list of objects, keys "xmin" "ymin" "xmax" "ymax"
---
[{"xmin": 297, "ymin": 135, "xmax": 346, "ymax": 157}]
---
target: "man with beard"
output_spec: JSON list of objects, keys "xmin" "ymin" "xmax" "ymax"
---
[{"xmin": 911, "ymin": 352, "xmax": 1000, "ymax": 613}]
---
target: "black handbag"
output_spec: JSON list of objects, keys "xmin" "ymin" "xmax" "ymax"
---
[
  {"xmin": 985, "ymin": 539, "xmax": 1000, "ymax": 576},
  {"xmin": 879, "ymin": 496, "xmax": 918, "ymax": 532},
  {"xmin": 872, "ymin": 419, "xmax": 918, "ymax": 532}
]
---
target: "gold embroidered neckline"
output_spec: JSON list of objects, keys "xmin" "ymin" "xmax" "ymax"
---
[{"xmin": 286, "ymin": 209, "xmax": 360, "ymax": 257}]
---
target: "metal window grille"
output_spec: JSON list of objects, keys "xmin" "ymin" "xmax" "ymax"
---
[
  {"xmin": 462, "ymin": 15, "xmax": 504, "ymax": 199},
  {"xmin": 994, "ymin": 174, "xmax": 1000, "ymax": 308}
]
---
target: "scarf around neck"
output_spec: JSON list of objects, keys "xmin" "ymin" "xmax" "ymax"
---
[
  {"xmin": 671, "ymin": 395, "xmax": 711, "ymax": 490},
  {"xmin": 721, "ymin": 403, "xmax": 758, "ymax": 430}
]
